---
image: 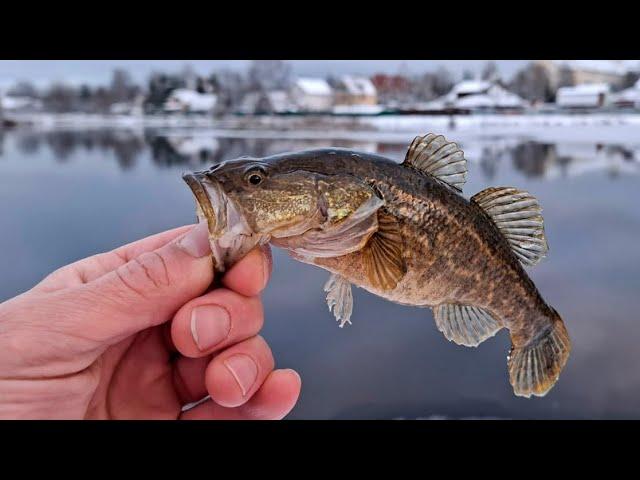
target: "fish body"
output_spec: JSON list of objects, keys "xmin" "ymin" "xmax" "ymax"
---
[{"xmin": 183, "ymin": 134, "xmax": 571, "ymax": 398}]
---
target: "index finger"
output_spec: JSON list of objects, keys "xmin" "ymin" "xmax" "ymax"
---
[{"xmin": 39, "ymin": 225, "xmax": 197, "ymax": 289}]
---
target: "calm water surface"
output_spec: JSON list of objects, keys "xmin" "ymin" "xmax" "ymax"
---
[{"xmin": 1, "ymin": 127, "xmax": 639, "ymax": 419}]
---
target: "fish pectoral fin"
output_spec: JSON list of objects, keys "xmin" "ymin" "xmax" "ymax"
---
[
  {"xmin": 324, "ymin": 274, "xmax": 353, "ymax": 328},
  {"xmin": 402, "ymin": 133, "xmax": 467, "ymax": 192},
  {"xmin": 471, "ymin": 187, "xmax": 548, "ymax": 267},
  {"xmin": 433, "ymin": 304, "xmax": 502, "ymax": 347},
  {"xmin": 362, "ymin": 210, "xmax": 406, "ymax": 291}
]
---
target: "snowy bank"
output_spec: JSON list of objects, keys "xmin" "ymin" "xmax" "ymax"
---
[{"xmin": 7, "ymin": 112, "xmax": 640, "ymax": 145}]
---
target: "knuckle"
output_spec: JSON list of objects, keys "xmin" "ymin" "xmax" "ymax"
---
[
  {"xmin": 114, "ymin": 251, "xmax": 171, "ymax": 297},
  {"xmin": 253, "ymin": 335, "xmax": 274, "ymax": 363},
  {"xmin": 235, "ymin": 292, "xmax": 262, "ymax": 316},
  {"xmin": 253, "ymin": 300, "xmax": 265, "ymax": 329},
  {"xmin": 234, "ymin": 296, "xmax": 264, "ymax": 333}
]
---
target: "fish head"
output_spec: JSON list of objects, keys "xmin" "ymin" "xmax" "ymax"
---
[
  {"xmin": 183, "ymin": 156, "xmax": 323, "ymax": 271},
  {"xmin": 184, "ymin": 153, "xmax": 384, "ymax": 271}
]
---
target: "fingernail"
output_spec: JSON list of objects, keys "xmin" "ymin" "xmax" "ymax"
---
[
  {"xmin": 260, "ymin": 244, "xmax": 272, "ymax": 288},
  {"xmin": 224, "ymin": 354, "xmax": 258, "ymax": 397},
  {"xmin": 178, "ymin": 223, "xmax": 211, "ymax": 258},
  {"xmin": 285, "ymin": 368, "xmax": 301, "ymax": 385},
  {"xmin": 190, "ymin": 305, "xmax": 231, "ymax": 350}
]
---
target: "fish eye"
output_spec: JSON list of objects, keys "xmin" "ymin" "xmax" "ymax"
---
[{"xmin": 245, "ymin": 167, "xmax": 266, "ymax": 186}]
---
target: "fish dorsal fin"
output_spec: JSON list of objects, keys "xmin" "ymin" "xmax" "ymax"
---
[
  {"xmin": 433, "ymin": 304, "xmax": 502, "ymax": 347},
  {"xmin": 362, "ymin": 210, "xmax": 406, "ymax": 291},
  {"xmin": 323, "ymin": 274, "xmax": 353, "ymax": 328},
  {"xmin": 403, "ymin": 133, "xmax": 467, "ymax": 192},
  {"xmin": 471, "ymin": 187, "xmax": 549, "ymax": 267}
]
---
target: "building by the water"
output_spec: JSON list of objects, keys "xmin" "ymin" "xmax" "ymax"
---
[
  {"xmin": 289, "ymin": 78, "xmax": 333, "ymax": 113},
  {"xmin": 419, "ymin": 80, "xmax": 526, "ymax": 113},
  {"xmin": 536, "ymin": 60, "xmax": 640, "ymax": 90},
  {"xmin": 556, "ymin": 83, "xmax": 610, "ymax": 109}
]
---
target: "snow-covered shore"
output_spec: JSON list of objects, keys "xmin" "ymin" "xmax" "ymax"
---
[{"xmin": 6, "ymin": 112, "xmax": 640, "ymax": 145}]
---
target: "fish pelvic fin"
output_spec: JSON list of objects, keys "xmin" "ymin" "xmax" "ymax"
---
[
  {"xmin": 324, "ymin": 273, "xmax": 353, "ymax": 328},
  {"xmin": 508, "ymin": 310, "xmax": 571, "ymax": 398},
  {"xmin": 433, "ymin": 304, "xmax": 502, "ymax": 347},
  {"xmin": 403, "ymin": 133, "xmax": 467, "ymax": 193},
  {"xmin": 471, "ymin": 187, "xmax": 549, "ymax": 267},
  {"xmin": 363, "ymin": 210, "xmax": 406, "ymax": 291}
]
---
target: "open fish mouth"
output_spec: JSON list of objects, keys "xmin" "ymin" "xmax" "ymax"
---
[{"xmin": 183, "ymin": 171, "xmax": 268, "ymax": 272}]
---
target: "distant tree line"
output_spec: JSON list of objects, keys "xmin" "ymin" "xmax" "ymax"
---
[{"xmin": 5, "ymin": 60, "xmax": 637, "ymax": 114}]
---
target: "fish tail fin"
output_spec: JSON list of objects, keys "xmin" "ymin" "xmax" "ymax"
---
[{"xmin": 508, "ymin": 309, "xmax": 571, "ymax": 398}]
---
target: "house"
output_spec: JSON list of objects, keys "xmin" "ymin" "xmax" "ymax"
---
[
  {"xmin": 611, "ymin": 79, "xmax": 640, "ymax": 108},
  {"xmin": 422, "ymin": 80, "xmax": 526, "ymax": 113},
  {"xmin": 536, "ymin": 60, "xmax": 640, "ymax": 89},
  {"xmin": 333, "ymin": 75, "xmax": 378, "ymax": 106},
  {"xmin": 370, "ymin": 74, "xmax": 411, "ymax": 104},
  {"xmin": 238, "ymin": 90, "xmax": 293, "ymax": 114},
  {"xmin": 0, "ymin": 93, "xmax": 42, "ymax": 112},
  {"xmin": 164, "ymin": 89, "xmax": 217, "ymax": 114},
  {"xmin": 289, "ymin": 78, "xmax": 333, "ymax": 112},
  {"xmin": 556, "ymin": 83, "xmax": 610, "ymax": 109}
]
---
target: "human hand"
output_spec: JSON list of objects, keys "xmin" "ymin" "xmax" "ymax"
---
[{"xmin": 0, "ymin": 223, "xmax": 301, "ymax": 419}]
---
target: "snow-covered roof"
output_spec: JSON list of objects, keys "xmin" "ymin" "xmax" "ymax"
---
[
  {"xmin": 429, "ymin": 82, "xmax": 525, "ymax": 110},
  {"xmin": 554, "ymin": 60, "xmax": 640, "ymax": 76},
  {"xmin": 611, "ymin": 83, "xmax": 640, "ymax": 105},
  {"xmin": 556, "ymin": 83, "xmax": 610, "ymax": 107},
  {"xmin": 338, "ymin": 75, "xmax": 377, "ymax": 96},
  {"xmin": 455, "ymin": 94, "xmax": 494, "ymax": 109},
  {"xmin": 294, "ymin": 78, "xmax": 332, "ymax": 96},
  {"xmin": 452, "ymin": 80, "xmax": 492, "ymax": 95},
  {"xmin": 557, "ymin": 83, "xmax": 610, "ymax": 96},
  {"xmin": 165, "ymin": 89, "xmax": 217, "ymax": 112},
  {"xmin": 0, "ymin": 95, "xmax": 41, "ymax": 111}
]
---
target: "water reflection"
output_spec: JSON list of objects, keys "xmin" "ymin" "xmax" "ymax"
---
[
  {"xmin": 1, "ymin": 127, "xmax": 640, "ymax": 419},
  {"xmin": 7, "ymin": 128, "xmax": 640, "ymax": 181}
]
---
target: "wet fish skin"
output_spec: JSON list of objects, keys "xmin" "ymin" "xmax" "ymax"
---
[
  {"xmin": 184, "ymin": 141, "xmax": 571, "ymax": 398},
  {"xmin": 271, "ymin": 150, "xmax": 552, "ymax": 340}
]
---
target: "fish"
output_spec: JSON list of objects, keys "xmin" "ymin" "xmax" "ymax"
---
[{"xmin": 182, "ymin": 133, "xmax": 571, "ymax": 398}]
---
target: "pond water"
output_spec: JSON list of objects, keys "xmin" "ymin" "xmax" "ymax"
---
[{"xmin": 1, "ymin": 126, "xmax": 639, "ymax": 419}]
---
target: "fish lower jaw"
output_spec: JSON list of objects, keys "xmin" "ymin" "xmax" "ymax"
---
[{"xmin": 209, "ymin": 230, "xmax": 270, "ymax": 273}]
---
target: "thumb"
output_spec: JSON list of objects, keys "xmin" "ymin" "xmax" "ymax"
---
[{"xmin": 71, "ymin": 222, "xmax": 214, "ymax": 343}]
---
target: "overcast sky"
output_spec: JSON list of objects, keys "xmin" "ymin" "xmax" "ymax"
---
[{"xmin": 0, "ymin": 60, "xmax": 532, "ymax": 88}]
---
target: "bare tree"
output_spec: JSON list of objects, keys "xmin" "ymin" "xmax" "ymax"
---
[
  {"xmin": 407, "ymin": 66, "xmax": 455, "ymax": 102},
  {"xmin": 42, "ymin": 84, "xmax": 77, "ymax": 113},
  {"xmin": 210, "ymin": 70, "xmax": 249, "ymax": 113},
  {"xmin": 110, "ymin": 68, "xmax": 137, "ymax": 103},
  {"xmin": 247, "ymin": 60, "xmax": 292, "ymax": 92},
  {"xmin": 145, "ymin": 73, "xmax": 185, "ymax": 112},
  {"xmin": 180, "ymin": 64, "xmax": 198, "ymax": 91},
  {"xmin": 509, "ymin": 62, "xmax": 555, "ymax": 103},
  {"xmin": 410, "ymin": 74, "xmax": 436, "ymax": 101},
  {"xmin": 481, "ymin": 61, "xmax": 500, "ymax": 82},
  {"xmin": 616, "ymin": 72, "xmax": 640, "ymax": 92},
  {"xmin": 432, "ymin": 66, "xmax": 454, "ymax": 96},
  {"xmin": 462, "ymin": 69, "xmax": 475, "ymax": 81},
  {"xmin": 7, "ymin": 81, "xmax": 39, "ymax": 98}
]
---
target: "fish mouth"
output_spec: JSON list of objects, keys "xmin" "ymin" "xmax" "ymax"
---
[
  {"xmin": 183, "ymin": 172, "xmax": 218, "ymax": 234},
  {"xmin": 182, "ymin": 171, "xmax": 267, "ymax": 272}
]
